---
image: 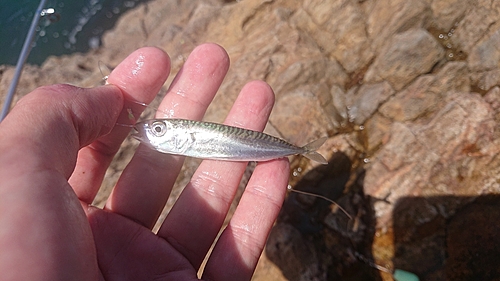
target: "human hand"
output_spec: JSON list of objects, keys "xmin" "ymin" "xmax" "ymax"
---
[{"xmin": 0, "ymin": 44, "xmax": 289, "ymax": 281}]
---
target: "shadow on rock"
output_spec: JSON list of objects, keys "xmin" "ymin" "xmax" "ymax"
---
[
  {"xmin": 266, "ymin": 152, "xmax": 381, "ymax": 280},
  {"xmin": 265, "ymin": 152, "xmax": 500, "ymax": 281},
  {"xmin": 392, "ymin": 195, "xmax": 500, "ymax": 280}
]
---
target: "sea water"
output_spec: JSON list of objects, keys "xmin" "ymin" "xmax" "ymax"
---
[{"xmin": 0, "ymin": 0, "xmax": 148, "ymax": 66}]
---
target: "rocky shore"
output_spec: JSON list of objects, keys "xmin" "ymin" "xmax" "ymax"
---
[{"xmin": 2, "ymin": 0, "xmax": 500, "ymax": 280}]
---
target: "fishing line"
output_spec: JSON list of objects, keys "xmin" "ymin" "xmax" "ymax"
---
[
  {"xmin": 115, "ymin": 122, "xmax": 134, "ymax": 128},
  {"xmin": 98, "ymin": 60, "xmax": 113, "ymax": 85},
  {"xmin": 1, "ymin": 0, "xmax": 50, "ymax": 121},
  {"xmin": 287, "ymin": 186, "xmax": 352, "ymax": 220},
  {"xmin": 352, "ymin": 251, "xmax": 420, "ymax": 281}
]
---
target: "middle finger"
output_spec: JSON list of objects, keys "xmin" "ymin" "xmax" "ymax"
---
[{"xmin": 105, "ymin": 44, "xmax": 230, "ymax": 228}]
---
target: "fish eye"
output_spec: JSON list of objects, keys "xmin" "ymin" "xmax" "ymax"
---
[{"xmin": 151, "ymin": 121, "xmax": 166, "ymax": 136}]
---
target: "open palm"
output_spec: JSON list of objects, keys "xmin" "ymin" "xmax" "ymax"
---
[{"xmin": 0, "ymin": 44, "xmax": 289, "ymax": 281}]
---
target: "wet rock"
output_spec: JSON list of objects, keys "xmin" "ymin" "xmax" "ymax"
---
[
  {"xmin": 484, "ymin": 86, "xmax": 500, "ymax": 119},
  {"xmin": 429, "ymin": 60, "xmax": 470, "ymax": 93},
  {"xmin": 269, "ymin": 86, "xmax": 333, "ymax": 145},
  {"xmin": 391, "ymin": 195, "xmax": 500, "ymax": 279},
  {"xmin": 379, "ymin": 75, "xmax": 438, "ymax": 121},
  {"xmin": 471, "ymin": 69, "xmax": 500, "ymax": 93},
  {"xmin": 266, "ymin": 223, "xmax": 324, "ymax": 281},
  {"xmin": 363, "ymin": 113, "xmax": 392, "ymax": 153},
  {"xmin": 295, "ymin": 0, "xmax": 373, "ymax": 73},
  {"xmin": 270, "ymin": 59, "xmax": 348, "ymax": 99},
  {"xmin": 365, "ymin": 92, "xmax": 498, "ymax": 227},
  {"xmin": 430, "ymin": 0, "xmax": 469, "ymax": 31},
  {"xmin": 2, "ymin": 0, "xmax": 500, "ymax": 280},
  {"xmin": 451, "ymin": 1, "xmax": 500, "ymax": 54},
  {"xmin": 365, "ymin": 28, "xmax": 444, "ymax": 90},
  {"xmin": 327, "ymin": 85, "xmax": 349, "ymax": 130},
  {"xmin": 378, "ymin": 60, "xmax": 469, "ymax": 122},
  {"xmin": 366, "ymin": 0, "xmax": 430, "ymax": 51},
  {"xmin": 468, "ymin": 23, "xmax": 500, "ymax": 72},
  {"xmin": 267, "ymin": 152, "xmax": 379, "ymax": 281},
  {"xmin": 445, "ymin": 197, "xmax": 500, "ymax": 280},
  {"xmin": 347, "ymin": 81, "xmax": 395, "ymax": 125},
  {"xmin": 100, "ymin": 1, "xmax": 205, "ymax": 65}
]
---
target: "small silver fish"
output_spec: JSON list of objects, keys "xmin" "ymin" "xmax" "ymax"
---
[{"xmin": 132, "ymin": 119, "xmax": 328, "ymax": 164}]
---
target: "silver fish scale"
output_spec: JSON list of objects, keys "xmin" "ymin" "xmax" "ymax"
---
[
  {"xmin": 132, "ymin": 118, "xmax": 327, "ymax": 163},
  {"xmin": 192, "ymin": 120, "xmax": 292, "ymax": 147},
  {"xmin": 174, "ymin": 119, "xmax": 301, "ymax": 158}
]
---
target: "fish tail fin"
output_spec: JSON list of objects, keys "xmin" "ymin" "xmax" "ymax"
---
[{"xmin": 301, "ymin": 137, "xmax": 328, "ymax": 165}]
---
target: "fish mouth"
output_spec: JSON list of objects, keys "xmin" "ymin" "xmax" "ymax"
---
[{"xmin": 130, "ymin": 127, "xmax": 141, "ymax": 140}]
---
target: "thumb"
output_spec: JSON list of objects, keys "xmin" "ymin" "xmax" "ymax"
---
[{"xmin": 0, "ymin": 84, "xmax": 123, "ymax": 177}]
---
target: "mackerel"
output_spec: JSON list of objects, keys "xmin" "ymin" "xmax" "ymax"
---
[{"xmin": 132, "ymin": 119, "xmax": 328, "ymax": 164}]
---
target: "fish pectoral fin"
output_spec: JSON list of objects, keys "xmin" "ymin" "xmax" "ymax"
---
[
  {"xmin": 175, "ymin": 133, "xmax": 195, "ymax": 153},
  {"xmin": 302, "ymin": 151, "xmax": 328, "ymax": 165}
]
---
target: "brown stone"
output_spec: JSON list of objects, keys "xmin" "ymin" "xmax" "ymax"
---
[
  {"xmin": 364, "ymin": 28, "xmax": 444, "ymax": 90},
  {"xmin": 347, "ymin": 81, "xmax": 395, "ymax": 125},
  {"xmin": 451, "ymin": 1, "xmax": 500, "ymax": 54},
  {"xmin": 2, "ymin": 0, "xmax": 500, "ymax": 280},
  {"xmin": 430, "ymin": 0, "xmax": 470, "ymax": 31},
  {"xmin": 366, "ymin": 0, "xmax": 431, "ymax": 51},
  {"xmin": 468, "ymin": 22, "xmax": 500, "ymax": 72}
]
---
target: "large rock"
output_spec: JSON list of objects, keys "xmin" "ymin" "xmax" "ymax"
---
[
  {"xmin": 364, "ymin": 28, "xmax": 444, "ymax": 90},
  {"xmin": 2, "ymin": 0, "xmax": 500, "ymax": 280}
]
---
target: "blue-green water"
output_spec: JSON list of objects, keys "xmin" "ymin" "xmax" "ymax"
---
[{"xmin": 0, "ymin": 0, "xmax": 148, "ymax": 66}]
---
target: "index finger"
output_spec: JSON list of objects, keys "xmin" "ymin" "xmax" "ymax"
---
[{"xmin": 69, "ymin": 47, "xmax": 171, "ymax": 204}]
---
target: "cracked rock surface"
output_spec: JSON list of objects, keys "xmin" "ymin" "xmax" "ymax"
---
[{"xmin": 2, "ymin": 0, "xmax": 500, "ymax": 280}]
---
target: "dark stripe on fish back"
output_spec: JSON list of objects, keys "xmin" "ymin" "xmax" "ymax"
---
[{"xmin": 174, "ymin": 119, "xmax": 296, "ymax": 148}]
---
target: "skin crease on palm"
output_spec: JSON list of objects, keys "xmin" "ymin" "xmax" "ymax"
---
[{"xmin": 0, "ymin": 44, "xmax": 290, "ymax": 281}]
